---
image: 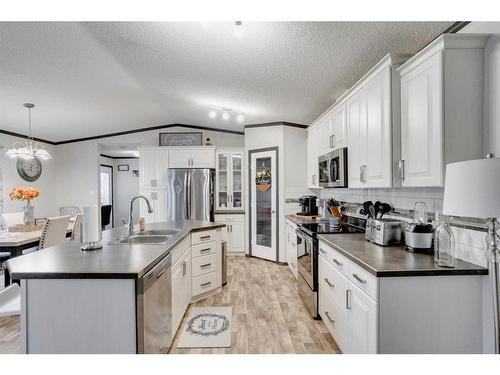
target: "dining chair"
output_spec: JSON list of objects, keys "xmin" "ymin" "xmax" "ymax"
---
[
  {"xmin": 39, "ymin": 216, "xmax": 71, "ymax": 250},
  {"xmin": 59, "ymin": 206, "xmax": 81, "ymax": 218},
  {"xmin": 0, "ymin": 284, "xmax": 20, "ymax": 317},
  {"xmin": 70, "ymin": 213, "xmax": 83, "ymax": 241},
  {"xmin": 0, "ymin": 215, "xmax": 11, "ymax": 273}
]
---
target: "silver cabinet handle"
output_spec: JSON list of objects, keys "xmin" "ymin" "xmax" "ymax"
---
[
  {"xmin": 200, "ymin": 235, "xmax": 211, "ymax": 241},
  {"xmin": 332, "ymin": 258, "xmax": 343, "ymax": 266},
  {"xmin": 200, "ymin": 263, "xmax": 212, "ymax": 269},
  {"xmin": 182, "ymin": 261, "xmax": 186, "ymax": 277},
  {"xmin": 346, "ymin": 289, "xmax": 352, "ymax": 310},
  {"xmin": 399, "ymin": 160, "xmax": 405, "ymax": 181},
  {"xmin": 319, "ymin": 248, "xmax": 326, "ymax": 255},
  {"xmin": 200, "ymin": 248, "xmax": 211, "ymax": 254},
  {"xmin": 151, "ymin": 179, "xmax": 158, "ymax": 187},
  {"xmin": 325, "ymin": 311, "xmax": 335, "ymax": 323},
  {"xmin": 200, "ymin": 281, "xmax": 212, "ymax": 287},
  {"xmin": 359, "ymin": 165, "xmax": 363, "ymax": 181},
  {"xmin": 324, "ymin": 278, "xmax": 335, "ymax": 288},
  {"xmin": 362, "ymin": 165, "xmax": 367, "ymax": 183},
  {"xmin": 353, "ymin": 273, "xmax": 366, "ymax": 284}
]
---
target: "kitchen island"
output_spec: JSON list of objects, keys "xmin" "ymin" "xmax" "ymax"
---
[{"xmin": 7, "ymin": 221, "xmax": 225, "ymax": 354}]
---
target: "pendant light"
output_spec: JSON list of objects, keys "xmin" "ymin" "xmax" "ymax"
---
[{"xmin": 5, "ymin": 103, "xmax": 52, "ymax": 161}]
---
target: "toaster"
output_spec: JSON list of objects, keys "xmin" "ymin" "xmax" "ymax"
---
[{"xmin": 365, "ymin": 219, "xmax": 404, "ymax": 246}]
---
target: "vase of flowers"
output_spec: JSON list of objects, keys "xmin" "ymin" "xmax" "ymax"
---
[{"xmin": 8, "ymin": 187, "xmax": 40, "ymax": 226}]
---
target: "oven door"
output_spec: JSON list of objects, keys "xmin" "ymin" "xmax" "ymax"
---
[{"xmin": 296, "ymin": 230, "xmax": 315, "ymax": 290}]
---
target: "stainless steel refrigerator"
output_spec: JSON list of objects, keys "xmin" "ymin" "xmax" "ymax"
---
[{"xmin": 166, "ymin": 169, "xmax": 215, "ymax": 222}]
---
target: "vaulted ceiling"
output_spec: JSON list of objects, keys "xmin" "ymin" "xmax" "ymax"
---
[{"xmin": 0, "ymin": 21, "xmax": 453, "ymax": 142}]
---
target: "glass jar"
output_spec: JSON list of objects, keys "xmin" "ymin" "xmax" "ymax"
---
[{"xmin": 435, "ymin": 215, "xmax": 455, "ymax": 268}]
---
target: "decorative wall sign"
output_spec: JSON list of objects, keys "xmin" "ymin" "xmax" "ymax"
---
[
  {"xmin": 159, "ymin": 132, "xmax": 203, "ymax": 147},
  {"xmin": 255, "ymin": 167, "xmax": 272, "ymax": 192},
  {"xmin": 117, "ymin": 164, "xmax": 129, "ymax": 171}
]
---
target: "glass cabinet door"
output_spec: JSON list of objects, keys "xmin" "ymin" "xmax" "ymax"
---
[
  {"xmin": 231, "ymin": 152, "xmax": 243, "ymax": 208},
  {"xmin": 216, "ymin": 152, "xmax": 229, "ymax": 209}
]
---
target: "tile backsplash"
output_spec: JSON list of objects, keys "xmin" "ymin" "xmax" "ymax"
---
[{"xmin": 318, "ymin": 187, "xmax": 489, "ymax": 267}]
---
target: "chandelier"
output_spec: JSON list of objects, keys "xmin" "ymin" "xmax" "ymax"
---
[{"xmin": 5, "ymin": 103, "xmax": 52, "ymax": 160}]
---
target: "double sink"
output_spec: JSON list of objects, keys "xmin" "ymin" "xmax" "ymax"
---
[{"xmin": 112, "ymin": 228, "xmax": 182, "ymax": 245}]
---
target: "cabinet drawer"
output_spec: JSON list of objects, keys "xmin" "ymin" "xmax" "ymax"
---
[
  {"xmin": 192, "ymin": 253, "xmax": 217, "ymax": 277},
  {"xmin": 192, "ymin": 271, "xmax": 217, "ymax": 296},
  {"xmin": 319, "ymin": 255, "xmax": 349, "ymax": 311},
  {"xmin": 191, "ymin": 229, "xmax": 217, "ymax": 245},
  {"xmin": 319, "ymin": 241, "xmax": 350, "ymax": 276},
  {"xmin": 349, "ymin": 261, "xmax": 378, "ymax": 300},
  {"xmin": 170, "ymin": 236, "xmax": 191, "ymax": 266},
  {"xmin": 191, "ymin": 242, "xmax": 217, "ymax": 258}
]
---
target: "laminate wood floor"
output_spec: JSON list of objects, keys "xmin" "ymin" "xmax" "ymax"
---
[
  {"xmin": 0, "ymin": 257, "xmax": 339, "ymax": 354},
  {"xmin": 170, "ymin": 256, "xmax": 339, "ymax": 354}
]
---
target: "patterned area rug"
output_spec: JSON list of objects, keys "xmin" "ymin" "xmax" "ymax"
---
[{"xmin": 177, "ymin": 307, "xmax": 232, "ymax": 348}]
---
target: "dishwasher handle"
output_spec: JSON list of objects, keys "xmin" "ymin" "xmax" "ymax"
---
[{"xmin": 141, "ymin": 253, "xmax": 172, "ymax": 292}]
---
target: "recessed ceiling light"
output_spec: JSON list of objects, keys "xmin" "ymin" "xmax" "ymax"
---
[
  {"xmin": 237, "ymin": 114, "xmax": 245, "ymax": 123},
  {"xmin": 222, "ymin": 112, "xmax": 230, "ymax": 121},
  {"xmin": 209, "ymin": 110, "xmax": 217, "ymax": 119}
]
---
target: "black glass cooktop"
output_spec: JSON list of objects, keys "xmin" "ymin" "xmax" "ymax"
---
[{"xmin": 300, "ymin": 222, "xmax": 364, "ymax": 236}]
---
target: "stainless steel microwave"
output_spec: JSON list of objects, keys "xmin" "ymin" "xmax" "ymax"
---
[{"xmin": 318, "ymin": 148, "xmax": 348, "ymax": 188}]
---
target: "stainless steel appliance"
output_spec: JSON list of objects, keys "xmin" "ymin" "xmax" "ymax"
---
[
  {"xmin": 365, "ymin": 218, "xmax": 404, "ymax": 245},
  {"xmin": 297, "ymin": 195, "xmax": 318, "ymax": 216},
  {"xmin": 166, "ymin": 169, "xmax": 215, "ymax": 222},
  {"xmin": 136, "ymin": 253, "xmax": 172, "ymax": 354},
  {"xmin": 296, "ymin": 217, "xmax": 365, "ymax": 319},
  {"xmin": 318, "ymin": 148, "xmax": 348, "ymax": 188},
  {"xmin": 405, "ymin": 201, "xmax": 433, "ymax": 253}
]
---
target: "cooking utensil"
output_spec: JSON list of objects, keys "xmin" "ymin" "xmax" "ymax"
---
[
  {"xmin": 374, "ymin": 201, "xmax": 382, "ymax": 218},
  {"xmin": 379, "ymin": 203, "xmax": 392, "ymax": 218},
  {"xmin": 363, "ymin": 201, "xmax": 374, "ymax": 218},
  {"xmin": 368, "ymin": 205, "xmax": 376, "ymax": 219}
]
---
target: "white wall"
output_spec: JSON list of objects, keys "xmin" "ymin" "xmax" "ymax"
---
[
  {"xmin": 460, "ymin": 22, "xmax": 500, "ymax": 156},
  {"xmin": 55, "ymin": 141, "xmax": 100, "ymax": 211},
  {"xmin": 112, "ymin": 158, "xmax": 140, "ymax": 225},
  {"xmin": 0, "ymin": 133, "xmax": 57, "ymax": 217},
  {"xmin": 98, "ymin": 125, "xmax": 244, "ymax": 149}
]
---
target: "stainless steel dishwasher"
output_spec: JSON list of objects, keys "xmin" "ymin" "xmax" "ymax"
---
[{"xmin": 136, "ymin": 253, "xmax": 172, "ymax": 354}]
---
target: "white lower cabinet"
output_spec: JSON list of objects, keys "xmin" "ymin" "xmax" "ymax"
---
[
  {"xmin": 214, "ymin": 214, "xmax": 245, "ymax": 254},
  {"xmin": 171, "ymin": 247, "xmax": 192, "ymax": 335},
  {"xmin": 319, "ymin": 254, "xmax": 377, "ymax": 353},
  {"xmin": 285, "ymin": 219, "xmax": 298, "ymax": 278}
]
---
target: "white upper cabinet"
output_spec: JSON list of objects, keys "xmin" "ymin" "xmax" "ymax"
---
[
  {"xmin": 330, "ymin": 104, "xmax": 347, "ymax": 149},
  {"xmin": 306, "ymin": 125, "xmax": 321, "ymax": 188},
  {"xmin": 215, "ymin": 149, "xmax": 244, "ymax": 211},
  {"xmin": 398, "ymin": 34, "xmax": 488, "ymax": 187},
  {"xmin": 139, "ymin": 148, "xmax": 169, "ymax": 189},
  {"xmin": 347, "ymin": 89, "xmax": 367, "ymax": 188},
  {"xmin": 400, "ymin": 52, "xmax": 443, "ymax": 187},
  {"xmin": 168, "ymin": 147, "xmax": 215, "ymax": 169}
]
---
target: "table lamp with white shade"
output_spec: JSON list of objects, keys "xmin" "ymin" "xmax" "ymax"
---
[{"xmin": 443, "ymin": 154, "xmax": 500, "ymax": 353}]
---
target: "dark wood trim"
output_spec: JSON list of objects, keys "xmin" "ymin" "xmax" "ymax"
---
[
  {"xmin": 244, "ymin": 121, "xmax": 308, "ymax": 129},
  {"xmin": 0, "ymin": 128, "xmax": 56, "ymax": 145},
  {"xmin": 55, "ymin": 123, "xmax": 244, "ymax": 144},
  {"xmin": 443, "ymin": 21, "xmax": 471, "ymax": 34},
  {"xmin": 247, "ymin": 146, "xmax": 279, "ymax": 262},
  {"xmin": 100, "ymin": 154, "xmax": 139, "ymax": 160}
]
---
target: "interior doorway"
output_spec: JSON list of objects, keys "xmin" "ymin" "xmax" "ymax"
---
[{"xmin": 100, "ymin": 164, "xmax": 114, "ymax": 229}]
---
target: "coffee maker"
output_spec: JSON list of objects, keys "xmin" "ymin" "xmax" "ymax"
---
[{"xmin": 297, "ymin": 195, "xmax": 318, "ymax": 216}]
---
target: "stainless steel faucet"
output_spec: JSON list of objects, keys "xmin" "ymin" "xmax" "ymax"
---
[{"xmin": 128, "ymin": 195, "xmax": 153, "ymax": 237}]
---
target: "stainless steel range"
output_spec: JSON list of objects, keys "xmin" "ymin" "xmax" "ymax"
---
[{"xmin": 296, "ymin": 212, "xmax": 366, "ymax": 319}]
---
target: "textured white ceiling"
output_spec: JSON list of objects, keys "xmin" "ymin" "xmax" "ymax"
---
[{"xmin": 0, "ymin": 21, "xmax": 453, "ymax": 142}]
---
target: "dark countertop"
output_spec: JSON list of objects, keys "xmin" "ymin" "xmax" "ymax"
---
[
  {"xmin": 285, "ymin": 214, "xmax": 319, "ymax": 225},
  {"xmin": 7, "ymin": 221, "xmax": 225, "ymax": 280},
  {"xmin": 317, "ymin": 233, "xmax": 488, "ymax": 277}
]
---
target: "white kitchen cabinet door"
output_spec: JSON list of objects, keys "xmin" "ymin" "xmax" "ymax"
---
[
  {"xmin": 216, "ymin": 150, "xmax": 244, "ymax": 210},
  {"xmin": 155, "ymin": 150, "xmax": 169, "ymax": 188},
  {"xmin": 318, "ymin": 116, "xmax": 332, "ymax": 156},
  {"xmin": 229, "ymin": 221, "xmax": 245, "ymax": 254},
  {"xmin": 348, "ymin": 282, "xmax": 377, "ymax": 354},
  {"xmin": 347, "ymin": 89, "xmax": 367, "ymax": 188},
  {"xmin": 139, "ymin": 190, "xmax": 166, "ymax": 223},
  {"xmin": 307, "ymin": 127, "xmax": 321, "ymax": 188},
  {"xmin": 172, "ymin": 248, "xmax": 192, "ymax": 335},
  {"xmin": 168, "ymin": 149, "xmax": 190, "ymax": 168},
  {"xmin": 285, "ymin": 223, "xmax": 297, "ymax": 278},
  {"xmin": 400, "ymin": 52, "xmax": 443, "ymax": 187},
  {"xmin": 139, "ymin": 149, "xmax": 169, "ymax": 189},
  {"xmin": 364, "ymin": 67, "xmax": 392, "ymax": 188},
  {"xmin": 330, "ymin": 104, "xmax": 347, "ymax": 149},
  {"xmin": 191, "ymin": 149, "xmax": 215, "ymax": 168}
]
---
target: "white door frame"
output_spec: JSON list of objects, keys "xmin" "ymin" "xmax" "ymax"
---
[{"xmin": 248, "ymin": 147, "xmax": 279, "ymax": 262}]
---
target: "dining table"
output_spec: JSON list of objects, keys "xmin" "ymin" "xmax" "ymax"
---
[{"xmin": 0, "ymin": 224, "xmax": 73, "ymax": 286}]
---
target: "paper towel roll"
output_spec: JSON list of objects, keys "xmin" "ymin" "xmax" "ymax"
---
[{"xmin": 81, "ymin": 205, "xmax": 101, "ymax": 243}]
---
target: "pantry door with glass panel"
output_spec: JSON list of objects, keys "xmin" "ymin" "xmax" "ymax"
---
[{"xmin": 250, "ymin": 149, "xmax": 278, "ymax": 261}]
